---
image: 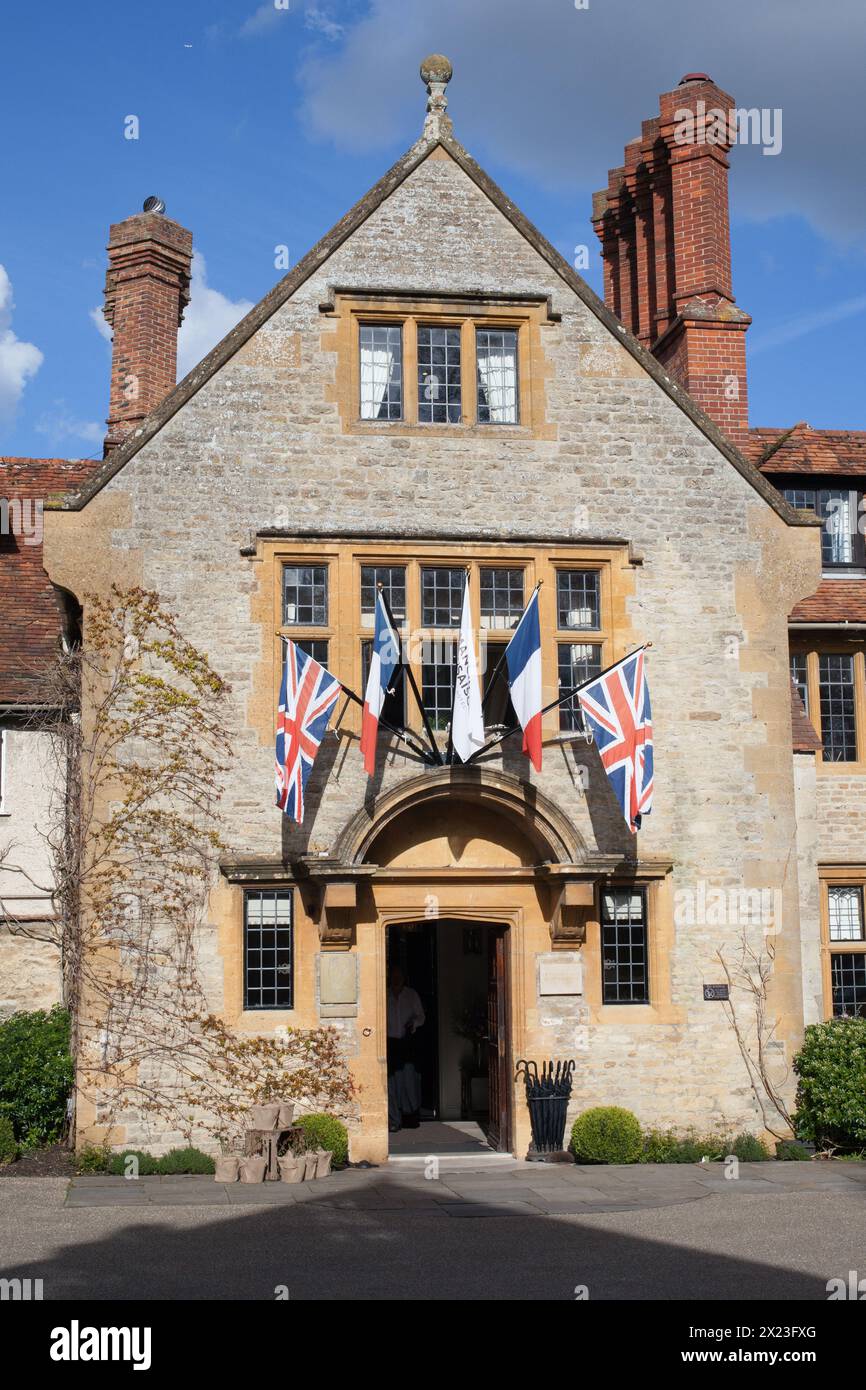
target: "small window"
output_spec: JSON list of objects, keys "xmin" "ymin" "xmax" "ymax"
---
[
  {"xmin": 421, "ymin": 639, "xmax": 456, "ymax": 730},
  {"xmin": 361, "ymin": 566, "xmax": 406, "ymax": 626},
  {"xmin": 417, "ymin": 326, "xmax": 462, "ymax": 424},
  {"xmin": 421, "ymin": 567, "xmax": 465, "ymax": 627},
  {"xmin": 244, "ymin": 890, "xmax": 294, "ymax": 1010},
  {"xmin": 295, "ymin": 640, "xmax": 329, "ymax": 667},
  {"xmin": 828, "ymin": 886, "xmax": 865, "ymax": 942},
  {"xmin": 790, "ymin": 652, "xmax": 809, "ymax": 716},
  {"xmin": 602, "ymin": 889, "xmax": 649, "ymax": 1004},
  {"xmin": 781, "ymin": 487, "xmax": 817, "ymax": 513},
  {"xmin": 479, "ymin": 568, "xmax": 524, "ymax": 630},
  {"xmin": 831, "ymin": 952, "xmax": 866, "ymax": 1018},
  {"xmin": 476, "ymin": 328, "xmax": 518, "ymax": 424},
  {"xmin": 360, "ymin": 324, "xmax": 403, "ymax": 421},
  {"xmin": 362, "ymin": 640, "xmax": 405, "ymax": 726},
  {"xmin": 283, "ymin": 565, "xmax": 328, "ymax": 627},
  {"xmin": 557, "ymin": 570, "xmax": 601, "ymax": 630},
  {"xmin": 558, "ymin": 643, "xmax": 602, "ymax": 732},
  {"xmin": 818, "ymin": 653, "xmax": 857, "ymax": 761}
]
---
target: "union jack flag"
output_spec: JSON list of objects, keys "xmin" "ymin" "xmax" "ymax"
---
[
  {"xmin": 275, "ymin": 641, "xmax": 341, "ymax": 824},
  {"xmin": 577, "ymin": 648, "xmax": 653, "ymax": 833}
]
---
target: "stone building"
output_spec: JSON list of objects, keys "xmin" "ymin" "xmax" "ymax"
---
[{"xmin": 2, "ymin": 61, "xmax": 864, "ymax": 1160}]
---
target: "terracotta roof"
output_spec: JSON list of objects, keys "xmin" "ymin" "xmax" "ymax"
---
[
  {"xmin": 748, "ymin": 423, "xmax": 866, "ymax": 476},
  {"xmin": 0, "ymin": 457, "xmax": 95, "ymax": 706},
  {"xmin": 790, "ymin": 679, "xmax": 821, "ymax": 754},
  {"xmin": 790, "ymin": 579, "xmax": 866, "ymax": 624}
]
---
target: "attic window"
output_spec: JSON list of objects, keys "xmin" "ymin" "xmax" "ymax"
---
[{"xmin": 359, "ymin": 324, "xmax": 403, "ymax": 421}]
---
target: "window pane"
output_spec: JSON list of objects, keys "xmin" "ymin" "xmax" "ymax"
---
[
  {"xmin": 421, "ymin": 567, "xmax": 465, "ymax": 627},
  {"xmin": 283, "ymin": 565, "xmax": 328, "ymax": 626},
  {"xmin": 819, "ymin": 490, "xmax": 855, "ymax": 566},
  {"xmin": 557, "ymin": 570, "xmax": 601, "ymax": 630},
  {"xmin": 244, "ymin": 890, "xmax": 293, "ymax": 1010},
  {"xmin": 479, "ymin": 568, "xmax": 524, "ymax": 630},
  {"xmin": 831, "ymin": 952, "xmax": 866, "ymax": 1018},
  {"xmin": 818, "ymin": 653, "xmax": 857, "ymax": 761},
  {"xmin": 476, "ymin": 328, "xmax": 518, "ymax": 424},
  {"xmin": 558, "ymin": 643, "xmax": 602, "ymax": 732},
  {"xmin": 601, "ymin": 889, "xmax": 648, "ymax": 1003},
  {"xmin": 417, "ymin": 326, "xmax": 462, "ymax": 424},
  {"xmin": 295, "ymin": 640, "xmax": 329, "ymax": 667},
  {"xmin": 790, "ymin": 652, "xmax": 809, "ymax": 716},
  {"xmin": 361, "ymin": 566, "xmax": 406, "ymax": 626},
  {"xmin": 828, "ymin": 886, "xmax": 865, "ymax": 942},
  {"xmin": 422, "ymin": 639, "xmax": 455, "ymax": 730},
  {"xmin": 781, "ymin": 488, "xmax": 817, "ymax": 513},
  {"xmin": 360, "ymin": 324, "xmax": 403, "ymax": 421},
  {"xmin": 362, "ymin": 640, "xmax": 405, "ymax": 727},
  {"xmin": 482, "ymin": 642, "xmax": 517, "ymax": 730}
]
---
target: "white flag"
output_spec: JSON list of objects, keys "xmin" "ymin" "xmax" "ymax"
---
[{"xmin": 451, "ymin": 583, "xmax": 485, "ymax": 762}]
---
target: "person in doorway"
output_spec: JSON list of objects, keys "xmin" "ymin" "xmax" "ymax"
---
[{"xmin": 387, "ymin": 964, "xmax": 426, "ymax": 1132}]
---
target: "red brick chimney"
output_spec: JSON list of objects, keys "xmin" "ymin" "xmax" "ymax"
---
[
  {"xmin": 102, "ymin": 198, "xmax": 192, "ymax": 455},
  {"xmin": 592, "ymin": 75, "xmax": 751, "ymax": 445}
]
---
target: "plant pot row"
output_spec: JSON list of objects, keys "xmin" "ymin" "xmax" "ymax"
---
[
  {"xmin": 214, "ymin": 1150, "xmax": 333, "ymax": 1184},
  {"xmin": 247, "ymin": 1101, "xmax": 295, "ymax": 1131}
]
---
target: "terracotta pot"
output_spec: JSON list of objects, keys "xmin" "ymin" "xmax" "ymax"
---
[
  {"xmin": 214, "ymin": 1155, "xmax": 240, "ymax": 1183},
  {"xmin": 315, "ymin": 1149, "xmax": 333, "ymax": 1178},
  {"xmin": 303, "ymin": 1152, "xmax": 319, "ymax": 1181},
  {"xmin": 248, "ymin": 1104, "xmax": 280, "ymax": 1131},
  {"xmin": 278, "ymin": 1154, "xmax": 303, "ymax": 1184},
  {"xmin": 277, "ymin": 1102, "xmax": 295, "ymax": 1127},
  {"xmin": 239, "ymin": 1154, "xmax": 267, "ymax": 1184}
]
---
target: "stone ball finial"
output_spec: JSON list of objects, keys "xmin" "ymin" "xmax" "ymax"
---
[{"xmin": 420, "ymin": 54, "xmax": 453, "ymax": 87}]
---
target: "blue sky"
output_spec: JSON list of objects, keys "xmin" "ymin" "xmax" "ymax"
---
[{"xmin": 2, "ymin": 0, "xmax": 865, "ymax": 459}]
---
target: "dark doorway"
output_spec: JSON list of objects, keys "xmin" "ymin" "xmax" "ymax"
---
[{"xmin": 386, "ymin": 920, "xmax": 511, "ymax": 1153}]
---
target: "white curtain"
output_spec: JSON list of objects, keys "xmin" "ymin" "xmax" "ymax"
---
[
  {"xmin": 477, "ymin": 348, "xmax": 516, "ymax": 423},
  {"xmin": 361, "ymin": 342, "xmax": 396, "ymax": 419},
  {"xmin": 823, "ymin": 491, "xmax": 853, "ymax": 564}
]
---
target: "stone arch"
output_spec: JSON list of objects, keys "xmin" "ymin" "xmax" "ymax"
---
[{"xmin": 333, "ymin": 767, "xmax": 586, "ymax": 867}]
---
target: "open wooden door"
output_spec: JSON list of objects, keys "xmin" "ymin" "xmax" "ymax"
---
[{"xmin": 484, "ymin": 926, "xmax": 511, "ymax": 1151}]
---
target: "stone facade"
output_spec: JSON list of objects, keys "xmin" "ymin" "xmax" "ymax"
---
[{"xmin": 43, "ymin": 103, "xmax": 822, "ymax": 1160}]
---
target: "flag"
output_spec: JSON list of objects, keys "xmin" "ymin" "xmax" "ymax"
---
[
  {"xmin": 360, "ymin": 591, "xmax": 401, "ymax": 775},
  {"xmin": 577, "ymin": 647, "xmax": 653, "ymax": 832},
  {"xmin": 275, "ymin": 640, "xmax": 341, "ymax": 824},
  {"xmin": 451, "ymin": 581, "xmax": 485, "ymax": 762},
  {"xmin": 504, "ymin": 588, "xmax": 543, "ymax": 771}
]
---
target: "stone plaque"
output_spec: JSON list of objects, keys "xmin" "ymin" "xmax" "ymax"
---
[
  {"xmin": 538, "ymin": 958, "xmax": 584, "ymax": 997},
  {"xmin": 319, "ymin": 954, "xmax": 358, "ymax": 1016}
]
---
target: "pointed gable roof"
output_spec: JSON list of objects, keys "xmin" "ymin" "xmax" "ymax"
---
[{"xmin": 57, "ymin": 84, "xmax": 812, "ymax": 529}]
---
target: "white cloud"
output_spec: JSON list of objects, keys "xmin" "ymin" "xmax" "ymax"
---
[
  {"xmin": 749, "ymin": 294, "xmax": 866, "ymax": 356},
  {"xmin": 35, "ymin": 402, "xmax": 103, "ymax": 449},
  {"xmin": 89, "ymin": 253, "xmax": 254, "ymax": 383},
  {"xmin": 240, "ymin": 2, "xmax": 290, "ymax": 38},
  {"xmin": 304, "ymin": 6, "xmax": 344, "ymax": 41},
  {"xmin": 297, "ymin": 0, "xmax": 866, "ymax": 247},
  {"xmin": 0, "ymin": 265, "xmax": 43, "ymax": 420},
  {"xmin": 177, "ymin": 253, "xmax": 254, "ymax": 379}
]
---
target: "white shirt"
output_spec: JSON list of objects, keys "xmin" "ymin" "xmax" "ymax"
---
[{"xmin": 387, "ymin": 985, "xmax": 425, "ymax": 1039}]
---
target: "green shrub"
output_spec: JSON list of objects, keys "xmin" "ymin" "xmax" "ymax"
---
[
  {"xmin": 0, "ymin": 1006, "xmax": 74, "ymax": 1148},
  {"xmin": 75, "ymin": 1145, "xmax": 111, "ymax": 1174},
  {"xmin": 776, "ymin": 1139, "xmax": 813, "ymax": 1162},
  {"xmin": 0, "ymin": 1115, "xmax": 18, "ymax": 1166},
  {"xmin": 641, "ymin": 1129, "xmax": 732, "ymax": 1163},
  {"xmin": 730, "ymin": 1132, "xmax": 769, "ymax": 1162},
  {"xmin": 570, "ymin": 1106, "xmax": 643, "ymax": 1164},
  {"xmin": 157, "ymin": 1147, "xmax": 215, "ymax": 1175},
  {"xmin": 793, "ymin": 1018, "xmax": 866, "ymax": 1151},
  {"xmin": 296, "ymin": 1114, "xmax": 349, "ymax": 1166},
  {"xmin": 107, "ymin": 1150, "xmax": 160, "ymax": 1176}
]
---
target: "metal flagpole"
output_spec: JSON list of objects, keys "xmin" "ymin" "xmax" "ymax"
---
[
  {"xmin": 377, "ymin": 584, "xmax": 444, "ymax": 766},
  {"xmin": 463, "ymin": 641, "xmax": 653, "ymax": 765}
]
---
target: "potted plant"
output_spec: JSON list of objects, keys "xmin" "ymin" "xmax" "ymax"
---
[
  {"xmin": 278, "ymin": 1151, "xmax": 303, "ymax": 1183},
  {"xmin": 239, "ymin": 1153, "xmax": 267, "ymax": 1183},
  {"xmin": 214, "ymin": 1154, "xmax": 240, "ymax": 1183},
  {"xmin": 315, "ymin": 1148, "xmax": 333, "ymax": 1178}
]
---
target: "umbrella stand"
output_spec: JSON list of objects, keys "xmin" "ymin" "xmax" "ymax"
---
[{"xmin": 515, "ymin": 1058, "xmax": 576, "ymax": 1163}]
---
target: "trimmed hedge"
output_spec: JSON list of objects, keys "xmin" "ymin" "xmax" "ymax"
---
[
  {"xmin": 106, "ymin": 1147, "xmax": 215, "ymax": 1176},
  {"xmin": 296, "ymin": 1114, "xmax": 349, "ymax": 1166},
  {"xmin": 0, "ymin": 1006, "xmax": 73, "ymax": 1148},
  {"xmin": 570, "ymin": 1106, "xmax": 643, "ymax": 1164},
  {"xmin": 794, "ymin": 1018, "xmax": 866, "ymax": 1151}
]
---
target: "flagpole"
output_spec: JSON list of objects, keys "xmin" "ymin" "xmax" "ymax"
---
[
  {"xmin": 463, "ymin": 641, "xmax": 652, "ymax": 765},
  {"xmin": 479, "ymin": 580, "xmax": 543, "ymax": 715},
  {"xmin": 377, "ymin": 585, "xmax": 444, "ymax": 766}
]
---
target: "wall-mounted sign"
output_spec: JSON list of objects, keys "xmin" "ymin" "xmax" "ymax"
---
[{"xmin": 703, "ymin": 984, "xmax": 730, "ymax": 1002}]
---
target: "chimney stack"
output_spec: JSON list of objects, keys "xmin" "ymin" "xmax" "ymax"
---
[
  {"xmin": 102, "ymin": 199, "xmax": 192, "ymax": 455},
  {"xmin": 592, "ymin": 76, "xmax": 751, "ymax": 445}
]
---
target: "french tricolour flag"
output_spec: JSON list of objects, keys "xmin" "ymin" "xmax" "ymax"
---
[
  {"xmin": 360, "ymin": 591, "xmax": 401, "ymax": 775},
  {"xmin": 505, "ymin": 588, "xmax": 543, "ymax": 772}
]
